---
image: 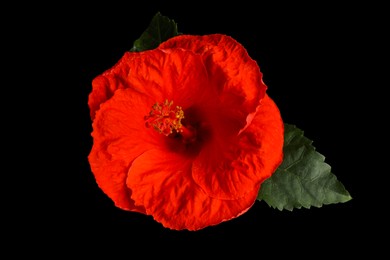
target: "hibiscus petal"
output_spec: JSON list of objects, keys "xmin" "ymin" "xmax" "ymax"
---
[
  {"xmin": 88, "ymin": 52, "xmax": 135, "ymax": 120},
  {"xmin": 88, "ymin": 142, "xmax": 145, "ymax": 213},
  {"xmin": 89, "ymin": 48, "xmax": 211, "ymax": 120},
  {"xmin": 192, "ymin": 94, "xmax": 284, "ymax": 200},
  {"xmin": 88, "ymin": 87, "xmax": 161, "ymax": 213},
  {"xmin": 126, "ymin": 149, "xmax": 259, "ymax": 231},
  {"xmin": 243, "ymin": 94, "xmax": 285, "ymax": 177},
  {"xmin": 159, "ymin": 34, "xmax": 266, "ymax": 131},
  {"xmin": 125, "ymin": 48, "xmax": 211, "ymax": 109}
]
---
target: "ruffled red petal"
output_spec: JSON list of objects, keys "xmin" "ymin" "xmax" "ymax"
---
[
  {"xmin": 126, "ymin": 149, "xmax": 260, "ymax": 231},
  {"xmin": 89, "ymin": 48, "xmax": 211, "ymax": 121},
  {"xmin": 88, "ymin": 87, "xmax": 158, "ymax": 213},
  {"xmin": 159, "ymin": 34, "xmax": 266, "ymax": 132},
  {"xmin": 126, "ymin": 48, "xmax": 211, "ymax": 109},
  {"xmin": 192, "ymin": 94, "xmax": 284, "ymax": 200},
  {"xmin": 88, "ymin": 52, "xmax": 135, "ymax": 120},
  {"xmin": 242, "ymin": 94, "xmax": 285, "ymax": 177}
]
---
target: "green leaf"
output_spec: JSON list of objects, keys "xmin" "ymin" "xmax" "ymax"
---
[
  {"xmin": 130, "ymin": 12, "xmax": 179, "ymax": 52},
  {"xmin": 257, "ymin": 123, "xmax": 352, "ymax": 210}
]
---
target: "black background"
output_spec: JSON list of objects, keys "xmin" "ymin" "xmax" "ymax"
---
[{"xmin": 28, "ymin": 0, "xmax": 383, "ymax": 255}]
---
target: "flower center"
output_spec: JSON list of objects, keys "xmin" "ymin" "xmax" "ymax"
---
[{"xmin": 144, "ymin": 100, "xmax": 197, "ymax": 143}]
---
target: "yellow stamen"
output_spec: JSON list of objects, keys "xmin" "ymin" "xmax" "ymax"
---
[{"xmin": 144, "ymin": 100, "xmax": 185, "ymax": 136}]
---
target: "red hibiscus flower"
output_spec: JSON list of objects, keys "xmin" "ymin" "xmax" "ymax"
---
[{"xmin": 88, "ymin": 34, "xmax": 284, "ymax": 231}]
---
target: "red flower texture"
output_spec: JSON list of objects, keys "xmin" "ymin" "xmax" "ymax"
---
[{"xmin": 88, "ymin": 34, "xmax": 284, "ymax": 231}]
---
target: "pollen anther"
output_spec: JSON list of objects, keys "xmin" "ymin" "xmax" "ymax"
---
[{"xmin": 144, "ymin": 100, "xmax": 185, "ymax": 136}]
